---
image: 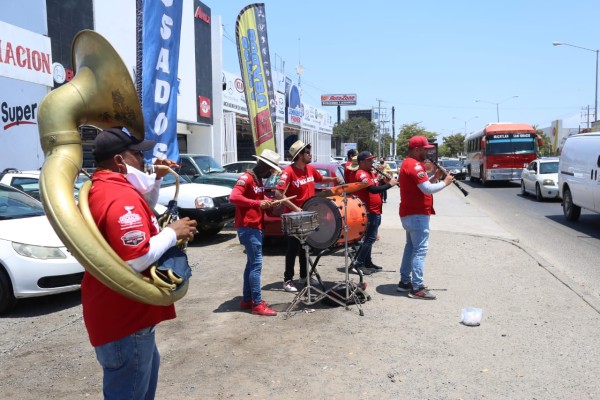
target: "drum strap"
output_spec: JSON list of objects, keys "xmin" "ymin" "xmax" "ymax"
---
[{"xmin": 245, "ymin": 169, "xmax": 261, "ymax": 187}]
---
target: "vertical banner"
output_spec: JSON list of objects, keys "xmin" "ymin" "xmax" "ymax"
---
[
  {"xmin": 193, "ymin": 1, "xmax": 213, "ymax": 125},
  {"xmin": 140, "ymin": 0, "xmax": 183, "ymax": 162},
  {"xmin": 235, "ymin": 3, "xmax": 276, "ymax": 154}
]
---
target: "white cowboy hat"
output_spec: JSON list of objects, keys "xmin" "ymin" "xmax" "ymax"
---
[
  {"xmin": 288, "ymin": 140, "xmax": 310, "ymax": 160},
  {"xmin": 252, "ymin": 149, "xmax": 282, "ymax": 173}
]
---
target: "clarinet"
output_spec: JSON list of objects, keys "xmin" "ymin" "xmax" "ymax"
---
[{"xmin": 430, "ymin": 160, "xmax": 469, "ymax": 197}]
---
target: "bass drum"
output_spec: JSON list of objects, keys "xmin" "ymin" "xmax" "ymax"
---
[{"xmin": 303, "ymin": 195, "xmax": 367, "ymax": 250}]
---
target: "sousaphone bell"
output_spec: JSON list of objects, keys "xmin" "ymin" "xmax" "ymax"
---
[{"xmin": 38, "ymin": 30, "xmax": 187, "ymax": 306}]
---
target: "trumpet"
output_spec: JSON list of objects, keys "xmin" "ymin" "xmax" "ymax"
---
[{"xmin": 373, "ymin": 166, "xmax": 393, "ymax": 181}]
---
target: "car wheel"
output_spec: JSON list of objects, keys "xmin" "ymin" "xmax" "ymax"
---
[
  {"xmin": 562, "ymin": 188, "xmax": 581, "ymax": 221},
  {"xmin": 535, "ymin": 183, "xmax": 543, "ymax": 201},
  {"xmin": 0, "ymin": 269, "xmax": 17, "ymax": 315},
  {"xmin": 520, "ymin": 180, "xmax": 527, "ymax": 196}
]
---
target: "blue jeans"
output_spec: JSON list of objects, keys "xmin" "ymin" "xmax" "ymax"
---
[
  {"xmin": 94, "ymin": 326, "xmax": 160, "ymax": 400},
  {"xmin": 238, "ymin": 227, "xmax": 264, "ymax": 304},
  {"xmin": 399, "ymin": 215, "xmax": 430, "ymax": 290},
  {"xmin": 356, "ymin": 213, "xmax": 381, "ymax": 266}
]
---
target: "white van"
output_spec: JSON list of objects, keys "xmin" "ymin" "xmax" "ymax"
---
[{"xmin": 558, "ymin": 133, "xmax": 600, "ymax": 221}]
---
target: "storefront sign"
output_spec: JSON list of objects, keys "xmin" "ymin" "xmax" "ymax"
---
[{"xmin": 0, "ymin": 21, "xmax": 52, "ymax": 86}]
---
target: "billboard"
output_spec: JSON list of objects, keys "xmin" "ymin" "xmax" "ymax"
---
[
  {"xmin": 321, "ymin": 93, "xmax": 357, "ymax": 106},
  {"xmin": 347, "ymin": 109, "xmax": 373, "ymax": 122}
]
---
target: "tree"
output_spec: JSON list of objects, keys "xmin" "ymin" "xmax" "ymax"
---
[
  {"xmin": 440, "ymin": 133, "xmax": 465, "ymax": 157},
  {"xmin": 396, "ymin": 123, "xmax": 438, "ymax": 157},
  {"xmin": 333, "ymin": 117, "xmax": 378, "ymax": 154},
  {"xmin": 534, "ymin": 127, "xmax": 554, "ymax": 156}
]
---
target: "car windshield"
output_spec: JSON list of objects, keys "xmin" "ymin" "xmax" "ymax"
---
[
  {"xmin": 540, "ymin": 161, "xmax": 559, "ymax": 174},
  {"xmin": 0, "ymin": 184, "xmax": 46, "ymax": 220},
  {"xmin": 160, "ymin": 173, "xmax": 193, "ymax": 188},
  {"xmin": 441, "ymin": 160, "xmax": 463, "ymax": 168},
  {"xmin": 387, "ymin": 162, "xmax": 397, "ymax": 169},
  {"xmin": 190, "ymin": 155, "xmax": 226, "ymax": 174}
]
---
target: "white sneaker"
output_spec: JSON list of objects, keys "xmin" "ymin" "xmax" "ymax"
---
[
  {"xmin": 298, "ymin": 277, "xmax": 319, "ymax": 286},
  {"xmin": 283, "ymin": 280, "xmax": 298, "ymax": 292}
]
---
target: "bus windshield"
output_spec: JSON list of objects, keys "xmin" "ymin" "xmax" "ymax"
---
[{"xmin": 485, "ymin": 134, "xmax": 536, "ymax": 156}]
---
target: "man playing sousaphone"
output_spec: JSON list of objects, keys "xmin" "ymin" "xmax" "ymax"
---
[
  {"xmin": 83, "ymin": 127, "xmax": 197, "ymax": 399},
  {"xmin": 275, "ymin": 140, "xmax": 342, "ymax": 292},
  {"xmin": 229, "ymin": 149, "xmax": 283, "ymax": 316}
]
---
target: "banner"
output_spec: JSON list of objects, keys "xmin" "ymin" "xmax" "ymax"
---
[
  {"xmin": 235, "ymin": 3, "xmax": 276, "ymax": 155},
  {"xmin": 0, "ymin": 21, "xmax": 53, "ymax": 86},
  {"xmin": 140, "ymin": 0, "xmax": 183, "ymax": 162}
]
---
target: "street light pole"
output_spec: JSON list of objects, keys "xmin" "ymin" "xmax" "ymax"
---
[
  {"xmin": 553, "ymin": 41, "xmax": 599, "ymax": 122},
  {"xmin": 475, "ymin": 96, "xmax": 518, "ymax": 122},
  {"xmin": 453, "ymin": 116, "xmax": 478, "ymax": 135}
]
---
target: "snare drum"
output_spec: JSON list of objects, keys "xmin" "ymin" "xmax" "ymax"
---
[
  {"xmin": 302, "ymin": 195, "xmax": 367, "ymax": 249},
  {"xmin": 281, "ymin": 211, "xmax": 319, "ymax": 236}
]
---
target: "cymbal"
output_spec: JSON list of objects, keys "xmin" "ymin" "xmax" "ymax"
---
[{"xmin": 316, "ymin": 182, "xmax": 369, "ymax": 197}]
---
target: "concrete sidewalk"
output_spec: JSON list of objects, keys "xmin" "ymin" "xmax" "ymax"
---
[
  {"xmin": 380, "ymin": 183, "xmax": 515, "ymax": 240},
  {"xmin": 163, "ymin": 185, "xmax": 600, "ymax": 398}
]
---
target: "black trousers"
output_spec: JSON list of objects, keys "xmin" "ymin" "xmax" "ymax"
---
[
  {"xmin": 378, "ymin": 179, "xmax": 387, "ymax": 202},
  {"xmin": 284, "ymin": 236, "xmax": 307, "ymax": 281}
]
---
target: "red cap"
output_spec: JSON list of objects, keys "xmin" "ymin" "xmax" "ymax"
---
[{"xmin": 408, "ymin": 136, "xmax": 435, "ymax": 149}]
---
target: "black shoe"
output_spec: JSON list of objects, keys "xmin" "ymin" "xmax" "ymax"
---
[
  {"xmin": 349, "ymin": 264, "xmax": 372, "ymax": 276},
  {"xmin": 397, "ymin": 281, "xmax": 412, "ymax": 292},
  {"xmin": 366, "ymin": 263, "xmax": 383, "ymax": 271}
]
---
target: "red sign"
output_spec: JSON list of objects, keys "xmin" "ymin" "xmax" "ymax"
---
[
  {"xmin": 321, "ymin": 94, "xmax": 357, "ymax": 106},
  {"xmin": 198, "ymin": 96, "xmax": 211, "ymax": 118}
]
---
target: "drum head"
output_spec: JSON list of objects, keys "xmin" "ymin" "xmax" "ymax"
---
[{"xmin": 303, "ymin": 197, "xmax": 342, "ymax": 249}]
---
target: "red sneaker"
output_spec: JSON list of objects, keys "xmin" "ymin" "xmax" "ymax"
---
[
  {"xmin": 240, "ymin": 299, "xmax": 253, "ymax": 310},
  {"xmin": 252, "ymin": 301, "xmax": 277, "ymax": 316}
]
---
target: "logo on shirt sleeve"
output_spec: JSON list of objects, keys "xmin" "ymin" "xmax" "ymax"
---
[
  {"xmin": 118, "ymin": 206, "xmax": 143, "ymax": 229},
  {"xmin": 121, "ymin": 230, "xmax": 146, "ymax": 246},
  {"xmin": 417, "ymin": 171, "xmax": 426, "ymax": 179}
]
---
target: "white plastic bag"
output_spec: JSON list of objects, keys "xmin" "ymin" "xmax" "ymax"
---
[{"xmin": 460, "ymin": 307, "xmax": 483, "ymax": 326}]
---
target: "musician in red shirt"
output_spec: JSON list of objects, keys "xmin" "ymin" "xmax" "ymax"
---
[
  {"xmin": 351, "ymin": 151, "xmax": 397, "ymax": 276},
  {"xmin": 85, "ymin": 127, "xmax": 197, "ymax": 399},
  {"xmin": 275, "ymin": 140, "xmax": 341, "ymax": 292},
  {"xmin": 343, "ymin": 148, "xmax": 357, "ymax": 183},
  {"xmin": 229, "ymin": 149, "xmax": 282, "ymax": 316},
  {"xmin": 397, "ymin": 136, "xmax": 454, "ymax": 300}
]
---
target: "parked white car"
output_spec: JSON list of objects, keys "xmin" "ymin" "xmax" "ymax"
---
[
  {"xmin": 157, "ymin": 174, "xmax": 234, "ymax": 237},
  {"xmin": 0, "ymin": 169, "xmax": 90, "ymax": 201},
  {"xmin": 0, "ymin": 183, "xmax": 84, "ymax": 314},
  {"xmin": 558, "ymin": 133, "xmax": 600, "ymax": 221},
  {"xmin": 520, "ymin": 157, "xmax": 559, "ymax": 201}
]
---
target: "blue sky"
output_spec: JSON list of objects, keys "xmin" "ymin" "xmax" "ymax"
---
[{"xmin": 208, "ymin": 1, "xmax": 599, "ymax": 137}]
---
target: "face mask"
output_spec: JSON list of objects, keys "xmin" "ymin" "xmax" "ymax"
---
[{"xmin": 125, "ymin": 163, "xmax": 157, "ymax": 195}]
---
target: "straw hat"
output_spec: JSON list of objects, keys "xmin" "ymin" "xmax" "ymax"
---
[
  {"xmin": 252, "ymin": 149, "xmax": 282, "ymax": 173},
  {"xmin": 288, "ymin": 140, "xmax": 310, "ymax": 160}
]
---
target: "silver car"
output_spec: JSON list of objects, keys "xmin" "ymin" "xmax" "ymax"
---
[{"xmin": 520, "ymin": 157, "xmax": 559, "ymax": 201}]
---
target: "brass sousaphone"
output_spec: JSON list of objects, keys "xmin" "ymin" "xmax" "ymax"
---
[{"xmin": 38, "ymin": 30, "xmax": 187, "ymax": 305}]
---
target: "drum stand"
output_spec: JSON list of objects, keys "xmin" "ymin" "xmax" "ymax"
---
[
  {"xmin": 285, "ymin": 191, "xmax": 369, "ymax": 318},
  {"xmin": 285, "ymin": 232, "xmax": 349, "ymax": 317},
  {"xmin": 339, "ymin": 190, "xmax": 368, "ymax": 316}
]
